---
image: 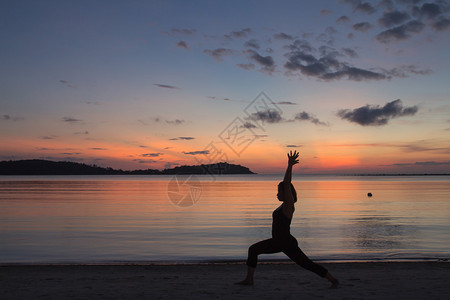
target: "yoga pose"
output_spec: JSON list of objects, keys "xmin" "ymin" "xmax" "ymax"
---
[{"xmin": 236, "ymin": 151, "xmax": 339, "ymax": 288}]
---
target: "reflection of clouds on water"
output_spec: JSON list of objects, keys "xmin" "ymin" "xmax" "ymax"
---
[{"xmin": 347, "ymin": 216, "xmax": 417, "ymax": 251}]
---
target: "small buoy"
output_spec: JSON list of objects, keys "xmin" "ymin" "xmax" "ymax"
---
[{"xmin": 367, "ymin": 192, "xmax": 373, "ymax": 197}]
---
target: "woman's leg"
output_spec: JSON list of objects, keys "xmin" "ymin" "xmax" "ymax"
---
[
  {"xmin": 282, "ymin": 238, "xmax": 339, "ymax": 287},
  {"xmin": 236, "ymin": 238, "xmax": 281, "ymax": 285}
]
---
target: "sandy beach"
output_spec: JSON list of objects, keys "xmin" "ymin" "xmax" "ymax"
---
[{"xmin": 1, "ymin": 262, "xmax": 449, "ymax": 299}]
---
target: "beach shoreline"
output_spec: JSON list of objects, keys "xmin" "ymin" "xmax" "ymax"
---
[{"xmin": 2, "ymin": 262, "xmax": 449, "ymax": 299}]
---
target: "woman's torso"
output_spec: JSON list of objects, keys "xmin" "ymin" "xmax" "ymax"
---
[{"xmin": 272, "ymin": 204, "xmax": 293, "ymax": 239}]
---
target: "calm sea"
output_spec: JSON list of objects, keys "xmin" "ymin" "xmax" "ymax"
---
[{"xmin": 0, "ymin": 174, "xmax": 449, "ymax": 263}]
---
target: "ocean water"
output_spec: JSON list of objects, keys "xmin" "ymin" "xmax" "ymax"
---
[{"xmin": 0, "ymin": 174, "xmax": 449, "ymax": 263}]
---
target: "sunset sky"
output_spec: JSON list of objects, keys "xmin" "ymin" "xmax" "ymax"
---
[{"xmin": 1, "ymin": 0, "xmax": 449, "ymax": 174}]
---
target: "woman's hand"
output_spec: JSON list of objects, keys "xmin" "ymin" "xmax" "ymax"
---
[{"xmin": 287, "ymin": 150, "xmax": 300, "ymax": 166}]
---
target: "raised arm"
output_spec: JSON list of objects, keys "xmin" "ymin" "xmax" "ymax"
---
[
  {"xmin": 283, "ymin": 150, "xmax": 299, "ymax": 183},
  {"xmin": 282, "ymin": 151, "xmax": 299, "ymax": 218}
]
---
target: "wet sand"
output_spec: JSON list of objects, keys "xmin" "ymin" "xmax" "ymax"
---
[{"xmin": 1, "ymin": 262, "xmax": 449, "ymax": 299}]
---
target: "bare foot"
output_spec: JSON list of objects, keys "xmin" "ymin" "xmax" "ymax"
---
[
  {"xmin": 235, "ymin": 279, "xmax": 254, "ymax": 286},
  {"xmin": 329, "ymin": 280, "xmax": 340, "ymax": 289}
]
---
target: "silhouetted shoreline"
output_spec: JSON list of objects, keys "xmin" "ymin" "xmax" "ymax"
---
[{"xmin": 0, "ymin": 159, "xmax": 255, "ymax": 175}]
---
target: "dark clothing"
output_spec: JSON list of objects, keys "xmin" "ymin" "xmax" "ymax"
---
[
  {"xmin": 271, "ymin": 205, "xmax": 292, "ymax": 239},
  {"xmin": 246, "ymin": 204, "xmax": 328, "ymax": 278}
]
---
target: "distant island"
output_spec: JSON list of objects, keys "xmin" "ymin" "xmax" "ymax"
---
[{"xmin": 0, "ymin": 159, "xmax": 255, "ymax": 175}]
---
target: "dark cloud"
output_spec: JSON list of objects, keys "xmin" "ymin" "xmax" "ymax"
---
[
  {"xmin": 154, "ymin": 117, "xmax": 185, "ymax": 125},
  {"xmin": 240, "ymin": 121, "xmax": 257, "ymax": 129},
  {"xmin": 413, "ymin": 3, "xmax": 442, "ymax": 19},
  {"xmin": 237, "ymin": 63, "xmax": 255, "ymax": 70},
  {"xmin": 378, "ymin": 11, "xmax": 410, "ymax": 27},
  {"xmin": 141, "ymin": 153, "xmax": 163, "ymax": 157},
  {"xmin": 40, "ymin": 135, "xmax": 58, "ymax": 140},
  {"xmin": 244, "ymin": 39, "xmax": 260, "ymax": 49},
  {"xmin": 1, "ymin": 114, "xmax": 23, "ymax": 121},
  {"xmin": 183, "ymin": 150, "xmax": 210, "ymax": 155},
  {"xmin": 225, "ymin": 28, "xmax": 251, "ymax": 39},
  {"xmin": 163, "ymin": 28, "xmax": 197, "ymax": 36},
  {"xmin": 273, "ymin": 32, "xmax": 294, "ymax": 40},
  {"xmin": 337, "ymin": 99, "xmax": 418, "ymax": 126},
  {"xmin": 355, "ymin": 2, "xmax": 377, "ymax": 14},
  {"xmin": 203, "ymin": 48, "xmax": 235, "ymax": 61},
  {"xmin": 376, "ymin": 20, "xmax": 425, "ymax": 43},
  {"xmin": 74, "ymin": 131, "xmax": 89, "ymax": 135},
  {"xmin": 381, "ymin": 161, "xmax": 450, "ymax": 167},
  {"xmin": 342, "ymin": 47, "xmax": 359, "ymax": 58},
  {"xmin": 245, "ymin": 49, "xmax": 275, "ymax": 71},
  {"xmin": 284, "ymin": 42, "xmax": 387, "ymax": 81},
  {"xmin": 177, "ymin": 41, "xmax": 188, "ymax": 49},
  {"xmin": 432, "ymin": 17, "xmax": 450, "ymax": 31},
  {"xmin": 353, "ymin": 22, "xmax": 373, "ymax": 32},
  {"xmin": 90, "ymin": 147, "xmax": 107, "ymax": 150},
  {"xmin": 294, "ymin": 111, "xmax": 328, "ymax": 126},
  {"xmin": 286, "ymin": 144, "xmax": 302, "ymax": 148},
  {"xmin": 133, "ymin": 159, "xmax": 159, "ymax": 164},
  {"xmin": 169, "ymin": 137, "xmax": 195, "ymax": 140},
  {"xmin": 59, "ymin": 79, "xmax": 76, "ymax": 88},
  {"xmin": 153, "ymin": 83, "xmax": 180, "ymax": 89},
  {"xmin": 62, "ymin": 117, "xmax": 82, "ymax": 123},
  {"xmin": 386, "ymin": 64, "xmax": 432, "ymax": 77},
  {"xmin": 246, "ymin": 109, "xmax": 283, "ymax": 124},
  {"xmin": 378, "ymin": 0, "xmax": 394, "ymax": 9},
  {"xmin": 320, "ymin": 9, "xmax": 333, "ymax": 16},
  {"xmin": 277, "ymin": 101, "xmax": 297, "ymax": 105},
  {"xmin": 336, "ymin": 15, "xmax": 350, "ymax": 23}
]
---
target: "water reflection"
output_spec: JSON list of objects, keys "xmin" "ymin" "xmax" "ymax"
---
[{"xmin": 0, "ymin": 176, "xmax": 449, "ymax": 262}]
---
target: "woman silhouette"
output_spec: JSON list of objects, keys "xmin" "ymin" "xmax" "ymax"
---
[{"xmin": 236, "ymin": 151, "xmax": 339, "ymax": 288}]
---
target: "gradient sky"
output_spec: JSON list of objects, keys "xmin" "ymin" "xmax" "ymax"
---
[{"xmin": 1, "ymin": 0, "xmax": 449, "ymax": 174}]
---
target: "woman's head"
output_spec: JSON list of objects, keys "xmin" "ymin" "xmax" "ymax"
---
[{"xmin": 277, "ymin": 182, "xmax": 297, "ymax": 203}]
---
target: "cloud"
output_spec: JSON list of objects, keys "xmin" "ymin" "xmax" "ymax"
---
[
  {"xmin": 380, "ymin": 161, "xmax": 450, "ymax": 167},
  {"xmin": 336, "ymin": 15, "xmax": 350, "ymax": 23},
  {"xmin": 169, "ymin": 137, "xmax": 195, "ymax": 140},
  {"xmin": 413, "ymin": 3, "xmax": 442, "ymax": 20},
  {"xmin": 141, "ymin": 153, "xmax": 163, "ymax": 157},
  {"xmin": 40, "ymin": 135, "xmax": 58, "ymax": 140},
  {"xmin": 386, "ymin": 64, "xmax": 432, "ymax": 77},
  {"xmin": 294, "ymin": 111, "xmax": 328, "ymax": 126},
  {"xmin": 342, "ymin": 48, "xmax": 358, "ymax": 58},
  {"xmin": 237, "ymin": 63, "xmax": 255, "ymax": 70},
  {"xmin": 177, "ymin": 40, "xmax": 188, "ymax": 49},
  {"xmin": 378, "ymin": 10, "xmax": 410, "ymax": 27},
  {"xmin": 320, "ymin": 9, "xmax": 333, "ymax": 16},
  {"xmin": 244, "ymin": 39, "xmax": 260, "ymax": 49},
  {"xmin": 240, "ymin": 121, "xmax": 257, "ymax": 129},
  {"xmin": 59, "ymin": 79, "xmax": 76, "ymax": 88},
  {"xmin": 62, "ymin": 117, "xmax": 82, "ymax": 123},
  {"xmin": 337, "ymin": 99, "xmax": 418, "ymax": 126},
  {"xmin": 225, "ymin": 28, "xmax": 251, "ymax": 39},
  {"xmin": 1, "ymin": 114, "xmax": 24, "ymax": 121},
  {"xmin": 153, "ymin": 84, "xmax": 180, "ymax": 89},
  {"xmin": 246, "ymin": 109, "xmax": 283, "ymax": 124},
  {"xmin": 283, "ymin": 40, "xmax": 387, "ymax": 81},
  {"xmin": 355, "ymin": 2, "xmax": 377, "ymax": 14},
  {"xmin": 154, "ymin": 117, "xmax": 185, "ymax": 125},
  {"xmin": 376, "ymin": 20, "xmax": 425, "ymax": 43},
  {"xmin": 353, "ymin": 22, "xmax": 373, "ymax": 32},
  {"xmin": 286, "ymin": 144, "xmax": 302, "ymax": 148},
  {"xmin": 273, "ymin": 32, "xmax": 294, "ymax": 40},
  {"xmin": 183, "ymin": 150, "xmax": 210, "ymax": 155},
  {"xmin": 74, "ymin": 131, "xmax": 89, "ymax": 135},
  {"xmin": 133, "ymin": 159, "xmax": 159, "ymax": 164},
  {"xmin": 432, "ymin": 17, "xmax": 450, "ymax": 31},
  {"xmin": 245, "ymin": 49, "xmax": 275, "ymax": 72},
  {"xmin": 203, "ymin": 48, "xmax": 235, "ymax": 61},
  {"xmin": 90, "ymin": 147, "xmax": 107, "ymax": 150},
  {"xmin": 162, "ymin": 28, "xmax": 197, "ymax": 36},
  {"xmin": 277, "ymin": 101, "xmax": 297, "ymax": 105}
]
